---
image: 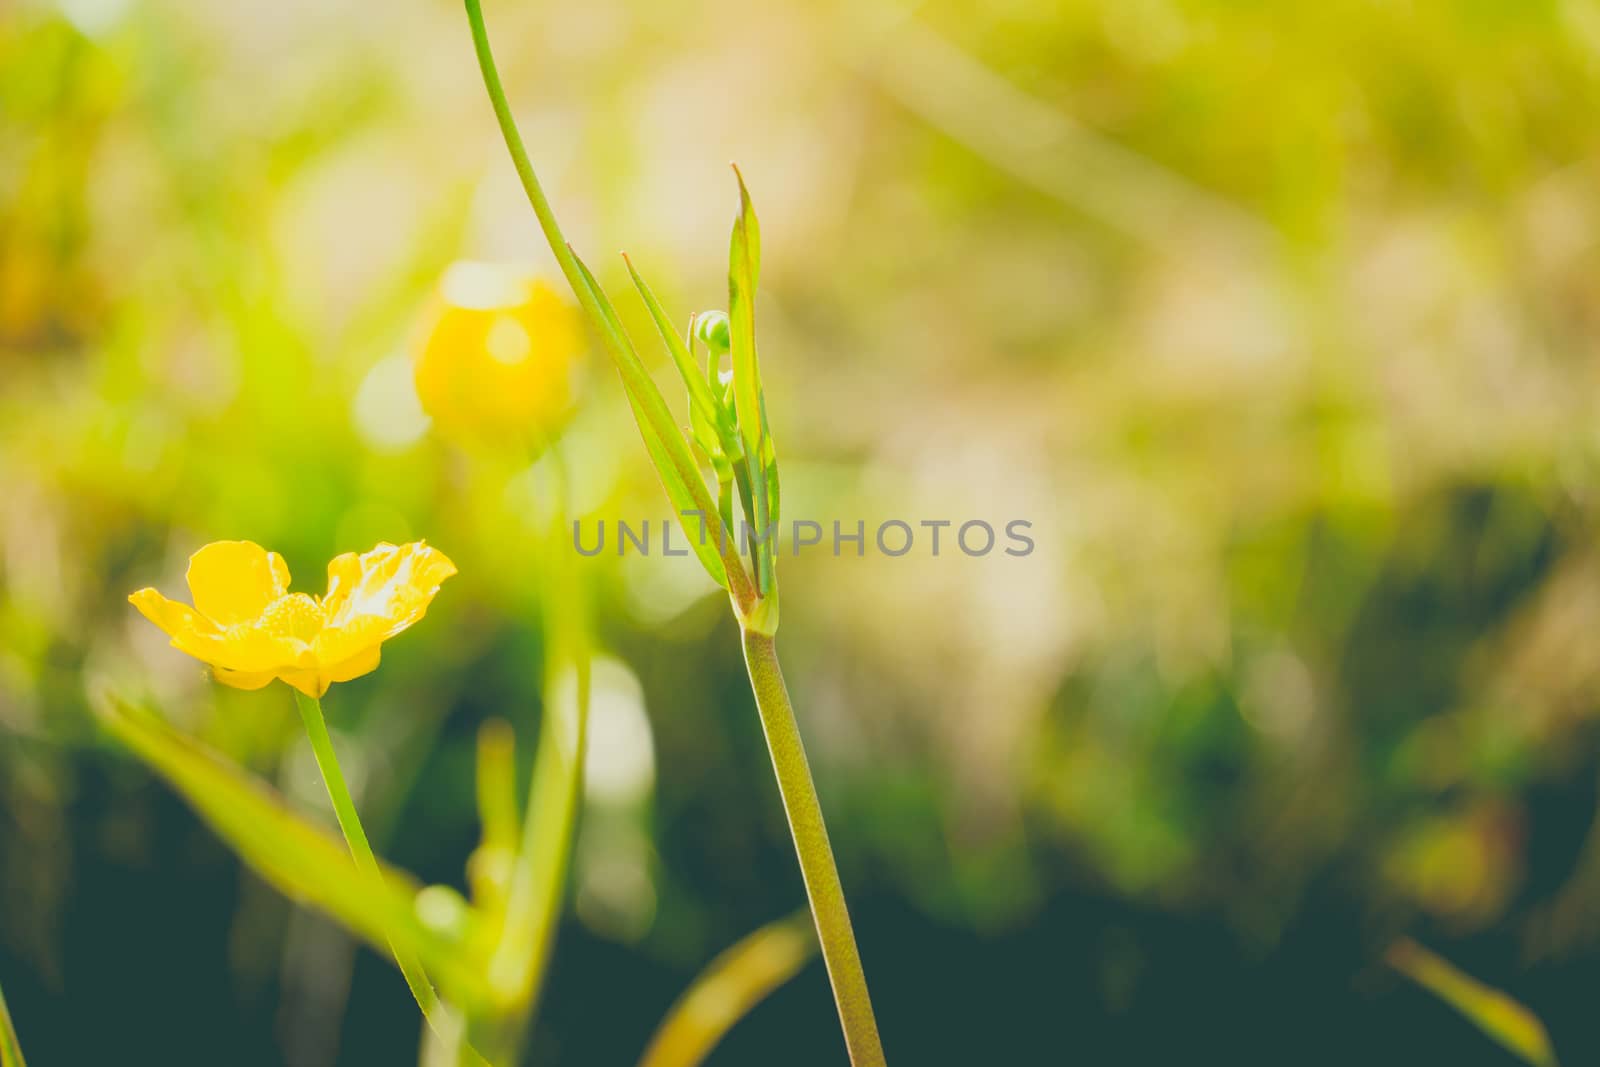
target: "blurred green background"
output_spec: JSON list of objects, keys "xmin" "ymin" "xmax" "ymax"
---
[{"xmin": 5, "ymin": 0, "xmax": 1600, "ymax": 1062}]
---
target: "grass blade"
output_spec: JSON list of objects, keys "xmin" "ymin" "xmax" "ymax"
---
[
  {"xmin": 638, "ymin": 911, "xmax": 818, "ymax": 1067},
  {"xmin": 1387, "ymin": 938, "xmax": 1559, "ymax": 1067}
]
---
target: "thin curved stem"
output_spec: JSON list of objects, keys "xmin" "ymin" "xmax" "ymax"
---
[
  {"xmin": 741, "ymin": 631, "xmax": 886, "ymax": 1066},
  {"xmin": 293, "ymin": 691, "xmax": 486, "ymax": 1066},
  {"xmin": 461, "ymin": 0, "xmax": 756, "ymax": 615}
]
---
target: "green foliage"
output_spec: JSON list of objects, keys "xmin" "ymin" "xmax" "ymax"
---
[
  {"xmin": 726, "ymin": 167, "xmax": 779, "ymax": 601},
  {"xmin": 564, "ymin": 246, "xmax": 733, "ymax": 591},
  {"xmin": 624, "ymin": 255, "xmax": 739, "ymax": 467}
]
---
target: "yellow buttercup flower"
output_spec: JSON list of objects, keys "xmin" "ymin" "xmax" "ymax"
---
[
  {"xmin": 130, "ymin": 540, "xmax": 457, "ymax": 698},
  {"xmin": 413, "ymin": 261, "xmax": 583, "ymax": 442}
]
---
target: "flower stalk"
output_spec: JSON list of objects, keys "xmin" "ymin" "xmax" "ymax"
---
[
  {"xmin": 293, "ymin": 691, "xmax": 482, "ymax": 1065},
  {"xmin": 741, "ymin": 630, "xmax": 885, "ymax": 1065}
]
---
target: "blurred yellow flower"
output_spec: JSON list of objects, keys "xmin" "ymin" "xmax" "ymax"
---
[
  {"xmin": 130, "ymin": 540, "xmax": 457, "ymax": 697},
  {"xmin": 413, "ymin": 261, "xmax": 583, "ymax": 442}
]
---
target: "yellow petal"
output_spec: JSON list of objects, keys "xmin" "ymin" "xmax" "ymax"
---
[
  {"xmin": 131, "ymin": 587, "xmax": 294, "ymax": 674},
  {"xmin": 320, "ymin": 541, "xmax": 457, "ymax": 640},
  {"xmin": 210, "ymin": 628, "xmax": 305, "ymax": 674},
  {"xmin": 312, "ymin": 613, "xmax": 386, "ymax": 672},
  {"xmin": 319, "ymin": 551, "xmax": 365, "ymax": 618},
  {"xmin": 278, "ymin": 667, "xmax": 330, "ymax": 699},
  {"xmin": 186, "ymin": 541, "xmax": 291, "ymax": 626},
  {"xmin": 130, "ymin": 587, "xmax": 220, "ymax": 645},
  {"xmin": 325, "ymin": 645, "xmax": 382, "ymax": 686},
  {"xmin": 275, "ymin": 645, "xmax": 380, "ymax": 697},
  {"xmin": 211, "ymin": 666, "xmax": 279, "ymax": 691},
  {"xmin": 129, "ymin": 586, "xmax": 233, "ymax": 666}
]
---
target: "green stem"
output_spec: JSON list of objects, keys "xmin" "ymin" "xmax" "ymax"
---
[
  {"xmin": 461, "ymin": 0, "xmax": 756, "ymax": 615},
  {"xmin": 0, "ymin": 977, "xmax": 27, "ymax": 1067},
  {"xmin": 740, "ymin": 631, "xmax": 886, "ymax": 1066},
  {"xmin": 480, "ymin": 444, "xmax": 592, "ymax": 1058},
  {"xmin": 292, "ymin": 691, "xmax": 484, "ymax": 1066}
]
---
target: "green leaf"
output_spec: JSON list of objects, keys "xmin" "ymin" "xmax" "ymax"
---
[
  {"xmin": 0, "ymin": 978, "xmax": 26, "ymax": 1067},
  {"xmin": 97, "ymin": 697, "xmax": 489, "ymax": 1008},
  {"xmin": 727, "ymin": 166, "xmax": 776, "ymax": 596},
  {"xmin": 727, "ymin": 165, "xmax": 764, "ymax": 462},
  {"xmin": 1388, "ymin": 938, "xmax": 1560, "ymax": 1067},
  {"xmin": 637, "ymin": 911, "xmax": 818, "ymax": 1067},
  {"xmin": 717, "ymin": 477, "xmax": 736, "ymax": 548},
  {"xmin": 569, "ymin": 248, "xmax": 734, "ymax": 591},
  {"xmin": 624, "ymin": 254, "xmax": 739, "ymax": 460},
  {"xmin": 635, "ymin": 390, "xmax": 730, "ymax": 587},
  {"xmin": 464, "ymin": 0, "xmax": 754, "ymax": 608},
  {"xmin": 759, "ymin": 391, "xmax": 780, "ymax": 528}
]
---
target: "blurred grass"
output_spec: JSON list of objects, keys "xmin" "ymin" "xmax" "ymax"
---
[
  {"xmin": 1388, "ymin": 937, "xmax": 1559, "ymax": 1067},
  {"xmin": 638, "ymin": 910, "xmax": 817, "ymax": 1067}
]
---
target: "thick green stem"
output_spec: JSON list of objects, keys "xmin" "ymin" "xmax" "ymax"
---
[
  {"xmin": 740, "ymin": 631, "xmax": 886, "ymax": 1066},
  {"xmin": 0, "ymin": 977, "xmax": 26, "ymax": 1067},
  {"xmin": 292, "ymin": 691, "xmax": 483, "ymax": 1065}
]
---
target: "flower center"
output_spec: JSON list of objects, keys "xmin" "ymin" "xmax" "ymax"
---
[{"xmin": 258, "ymin": 593, "xmax": 327, "ymax": 643}]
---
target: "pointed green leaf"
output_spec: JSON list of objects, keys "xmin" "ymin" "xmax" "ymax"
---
[
  {"xmin": 727, "ymin": 165, "xmax": 764, "ymax": 465},
  {"xmin": 1388, "ymin": 939, "xmax": 1559, "ymax": 1067},
  {"xmin": 624, "ymin": 254, "xmax": 738, "ymax": 457},
  {"xmin": 759, "ymin": 392, "xmax": 780, "ymax": 528},
  {"xmin": 717, "ymin": 477, "xmax": 736, "ymax": 548},
  {"xmin": 638, "ymin": 911, "xmax": 817, "ymax": 1067},
  {"xmin": 727, "ymin": 166, "xmax": 777, "ymax": 596},
  {"xmin": 569, "ymin": 248, "xmax": 734, "ymax": 590},
  {"xmin": 627, "ymin": 390, "xmax": 730, "ymax": 589},
  {"xmin": 97, "ymin": 697, "xmax": 488, "ymax": 1008}
]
